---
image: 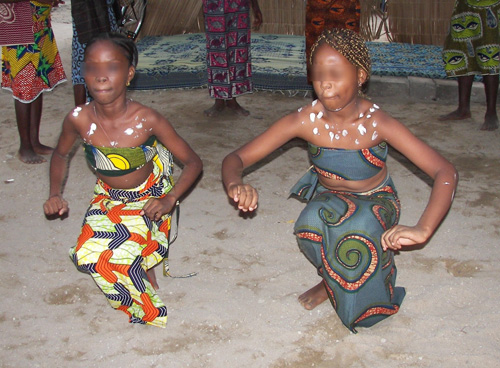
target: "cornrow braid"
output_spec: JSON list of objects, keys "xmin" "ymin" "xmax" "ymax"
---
[{"xmin": 309, "ymin": 28, "xmax": 371, "ymax": 81}]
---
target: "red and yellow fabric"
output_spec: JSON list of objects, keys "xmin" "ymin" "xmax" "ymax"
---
[
  {"xmin": 1, "ymin": 1, "xmax": 66, "ymax": 103},
  {"xmin": 70, "ymin": 161, "xmax": 173, "ymax": 328}
]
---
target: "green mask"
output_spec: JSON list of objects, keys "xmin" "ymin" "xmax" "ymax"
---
[
  {"xmin": 443, "ymin": 50, "xmax": 468, "ymax": 73},
  {"xmin": 467, "ymin": 0, "xmax": 500, "ymax": 8},
  {"xmin": 476, "ymin": 45, "xmax": 500, "ymax": 69},
  {"xmin": 450, "ymin": 13, "xmax": 482, "ymax": 41}
]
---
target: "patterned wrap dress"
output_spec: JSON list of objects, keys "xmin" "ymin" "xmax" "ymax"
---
[
  {"xmin": 442, "ymin": 0, "xmax": 500, "ymax": 77},
  {"xmin": 202, "ymin": 0, "xmax": 253, "ymax": 99},
  {"xmin": 70, "ymin": 142, "xmax": 174, "ymax": 328},
  {"xmin": 291, "ymin": 140, "xmax": 405, "ymax": 332},
  {"xmin": 1, "ymin": 1, "xmax": 66, "ymax": 103},
  {"xmin": 305, "ymin": 0, "xmax": 361, "ymax": 65}
]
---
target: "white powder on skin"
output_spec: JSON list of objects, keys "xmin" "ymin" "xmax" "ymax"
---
[
  {"xmin": 357, "ymin": 124, "xmax": 367, "ymax": 135},
  {"xmin": 87, "ymin": 123, "xmax": 96, "ymax": 136},
  {"xmin": 72, "ymin": 106, "xmax": 82, "ymax": 117}
]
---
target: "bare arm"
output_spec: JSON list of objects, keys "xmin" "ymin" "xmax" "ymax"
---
[
  {"xmin": 141, "ymin": 111, "xmax": 203, "ymax": 219},
  {"xmin": 378, "ymin": 114, "xmax": 458, "ymax": 250},
  {"xmin": 43, "ymin": 114, "xmax": 79, "ymax": 217},
  {"xmin": 222, "ymin": 113, "xmax": 301, "ymax": 211}
]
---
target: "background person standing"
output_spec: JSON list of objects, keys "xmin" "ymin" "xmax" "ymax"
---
[{"xmin": 202, "ymin": 0, "xmax": 262, "ymax": 117}]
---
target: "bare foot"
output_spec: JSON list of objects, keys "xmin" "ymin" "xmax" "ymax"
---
[
  {"xmin": 226, "ymin": 99, "xmax": 250, "ymax": 116},
  {"xmin": 33, "ymin": 143, "xmax": 54, "ymax": 155},
  {"xmin": 480, "ymin": 115, "xmax": 499, "ymax": 131},
  {"xmin": 147, "ymin": 268, "xmax": 159, "ymax": 290},
  {"xmin": 298, "ymin": 281, "xmax": 328, "ymax": 310},
  {"xmin": 438, "ymin": 109, "xmax": 471, "ymax": 121},
  {"xmin": 18, "ymin": 148, "xmax": 46, "ymax": 164},
  {"xmin": 204, "ymin": 100, "xmax": 225, "ymax": 117}
]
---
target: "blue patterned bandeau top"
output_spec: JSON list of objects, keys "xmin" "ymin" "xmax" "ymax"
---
[{"xmin": 308, "ymin": 142, "xmax": 388, "ymax": 181}]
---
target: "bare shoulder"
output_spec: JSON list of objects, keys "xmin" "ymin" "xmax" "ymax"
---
[
  {"xmin": 372, "ymin": 105, "xmax": 433, "ymax": 158},
  {"xmin": 374, "ymin": 106, "xmax": 411, "ymax": 137},
  {"xmin": 129, "ymin": 101, "xmax": 170, "ymax": 126},
  {"xmin": 64, "ymin": 103, "xmax": 95, "ymax": 133},
  {"xmin": 288, "ymin": 99, "xmax": 325, "ymax": 133}
]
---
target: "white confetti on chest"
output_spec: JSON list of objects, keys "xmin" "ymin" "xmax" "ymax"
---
[
  {"xmin": 357, "ymin": 124, "xmax": 367, "ymax": 135},
  {"xmin": 88, "ymin": 123, "xmax": 96, "ymax": 136}
]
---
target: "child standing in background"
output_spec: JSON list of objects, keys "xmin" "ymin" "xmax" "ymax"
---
[{"xmin": 1, "ymin": 0, "xmax": 66, "ymax": 164}]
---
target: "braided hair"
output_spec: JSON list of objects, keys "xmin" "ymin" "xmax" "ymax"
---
[
  {"xmin": 85, "ymin": 32, "xmax": 139, "ymax": 68},
  {"xmin": 309, "ymin": 28, "xmax": 371, "ymax": 81}
]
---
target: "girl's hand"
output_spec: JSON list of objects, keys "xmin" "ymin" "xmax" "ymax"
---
[
  {"xmin": 43, "ymin": 194, "xmax": 69, "ymax": 217},
  {"xmin": 140, "ymin": 195, "xmax": 176, "ymax": 221},
  {"xmin": 381, "ymin": 225, "xmax": 429, "ymax": 251},
  {"xmin": 227, "ymin": 184, "xmax": 258, "ymax": 212}
]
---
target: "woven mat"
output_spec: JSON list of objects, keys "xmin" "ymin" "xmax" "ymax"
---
[{"xmin": 130, "ymin": 33, "xmax": 447, "ymax": 91}]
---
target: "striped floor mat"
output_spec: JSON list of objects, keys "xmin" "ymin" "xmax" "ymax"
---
[{"xmin": 130, "ymin": 33, "xmax": 447, "ymax": 91}]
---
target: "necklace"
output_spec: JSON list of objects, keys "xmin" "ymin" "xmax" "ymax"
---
[{"xmin": 92, "ymin": 100, "xmax": 130, "ymax": 147}]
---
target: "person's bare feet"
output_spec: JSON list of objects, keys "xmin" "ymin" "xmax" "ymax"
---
[
  {"xmin": 18, "ymin": 148, "xmax": 46, "ymax": 164},
  {"xmin": 438, "ymin": 109, "xmax": 471, "ymax": 121},
  {"xmin": 33, "ymin": 143, "xmax": 54, "ymax": 155},
  {"xmin": 204, "ymin": 100, "xmax": 225, "ymax": 117},
  {"xmin": 298, "ymin": 281, "xmax": 328, "ymax": 310},
  {"xmin": 480, "ymin": 115, "xmax": 499, "ymax": 131},
  {"xmin": 226, "ymin": 98, "xmax": 250, "ymax": 116}
]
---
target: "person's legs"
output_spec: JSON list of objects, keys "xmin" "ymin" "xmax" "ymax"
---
[
  {"xmin": 481, "ymin": 74, "xmax": 499, "ymax": 130},
  {"xmin": 225, "ymin": 98, "xmax": 250, "ymax": 116},
  {"xmin": 29, "ymin": 94, "xmax": 52, "ymax": 155},
  {"xmin": 204, "ymin": 98, "xmax": 226, "ymax": 117},
  {"xmin": 439, "ymin": 75, "xmax": 474, "ymax": 121},
  {"xmin": 14, "ymin": 96, "xmax": 49, "ymax": 164}
]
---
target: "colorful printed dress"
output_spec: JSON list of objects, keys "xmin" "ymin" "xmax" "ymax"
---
[
  {"xmin": 290, "ymin": 140, "xmax": 405, "ymax": 332},
  {"xmin": 70, "ymin": 155, "xmax": 174, "ymax": 328},
  {"xmin": 442, "ymin": 0, "xmax": 500, "ymax": 77},
  {"xmin": 1, "ymin": 1, "xmax": 66, "ymax": 103},
  {"xmin": 202, "ymin": 0, "xmax": 253, "ymax": 99},
  {"xmin": 305, "ymin": 0, "xmax": 361, "ymax": 65}
]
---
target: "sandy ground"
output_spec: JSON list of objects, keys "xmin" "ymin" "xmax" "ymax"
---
[{"xmin": 1, "ymin": 5, "xmax": 500, "ymax": 368}]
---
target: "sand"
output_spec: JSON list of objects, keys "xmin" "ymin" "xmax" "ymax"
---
[{"xmin": 1, "ymin": 4, "xmax": 499, "ymax": 368}]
